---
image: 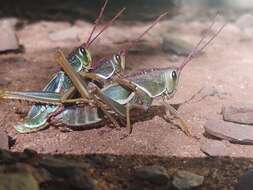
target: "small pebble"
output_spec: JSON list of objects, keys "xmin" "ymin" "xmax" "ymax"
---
[{"xmin": 172, "ymin": 170, "xmax": 204, "ymax": 190}]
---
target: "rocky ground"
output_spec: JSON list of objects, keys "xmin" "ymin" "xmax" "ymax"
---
[
  {"xmin": 1, "ymin": 149, "xmax": 253, "ymax": 190},
  {"xmin": 1, "ymin": 3, "xmax": 253, "ymax": 189}
]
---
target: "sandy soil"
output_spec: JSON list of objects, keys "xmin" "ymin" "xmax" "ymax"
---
[{"xmin": 0, "ymin": 8, "xmax": 253, "ymax": 160}]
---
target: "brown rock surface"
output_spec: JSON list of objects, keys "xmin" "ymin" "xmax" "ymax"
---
[
  {"xmin": 204, "ymin": 119, "xmax": 253, "ymax": 145},
  {"xmin": 223, "ymin": 103, "xmax": 253, "ymax": 125}
]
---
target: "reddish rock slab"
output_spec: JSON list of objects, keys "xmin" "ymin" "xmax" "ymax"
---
[
  {"xmin": 200, "ymin": 139, "xmax": 231, "ymax": 156},
  {"xmin": 204, "ymin": 119, "xmax": 253, "ymax": 145},
  {"xmin": 223, "ymin": 103, "xmax": 253, "ymax": 125},
  {"xmin": 162, "ymin": 36, "xmax": 193, "ymax": 56},
  {"xmin": 0, "ymin": 21, "xmax": 19, "ymax": 52}
]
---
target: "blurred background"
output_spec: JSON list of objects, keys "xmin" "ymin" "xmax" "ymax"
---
[{"xmin": 1, "ymin": 0, "xmax": 253, "ymax": 22}]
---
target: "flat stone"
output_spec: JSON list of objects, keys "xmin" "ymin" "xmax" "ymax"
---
[
  {"xmin": 200, "ymin": 139, "xmax": 231, "ymax": 156},
  {"xmin": 162, "ymin": 36, "xmax": 194, "ymax": 56},
  {"xmin": 0, "ymin": 173, "xmax": 39, "ymax": 190},
  {"xmin": 236, "ymin": 14, "xmax": 253, "ymax": 29},
  {"xmin": 0, "ymin": 18, "xmax": 19, "ymax": 29},
  {"xmin": 236, "ymin": 169, "xmax": 253, "ymax": 190},
  {"xmin": 204, "ymin": 119, "xmax": 253, "ymax": 145},
  {"xmin": 172, "ymin": 170, "xmax": 204, "ymax": 190},
  {"xmin": 0, "ymin": 129, "xmax": 9, "ymax": 149},
  {"xmin": 0, "ymin": 20, "xmax": 20, "ymax": 52},
  {"xmin": 49, "ymin": 26, "xmax": 82, "ymax": 42},
  {"xmin": 135, "ymin": 165, "xmax": 170, "ymax": 185},
  {"xmin": 128, "ymin": 40, "xmax": 156, "ymax": 54},
  {"xmin": 223, "ymin": 103, "xmax": 253, "ymax": 125}
]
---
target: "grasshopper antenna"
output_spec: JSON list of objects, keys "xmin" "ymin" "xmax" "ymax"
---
[
  {"xmin": 122, "ymin": 11, "xmax": 169, "ymax": 54},
  {"xmin": 86, "ymin": 7, "xmax": 126, "ymax": 48},
  {"xmin": 179, "ymin": 15, "xmax": 226, "ymax": 71},
  {"xmin": 90, "ymin": 11, "xmax": 168, "ymax": 70},
  {"xmin": 86, "ymin": 0, "xmax": 108, "ymax": 45}
]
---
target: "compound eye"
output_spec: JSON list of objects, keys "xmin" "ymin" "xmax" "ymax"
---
[
  {"xmin": 115, "ymin": 54, "xmax": 121, "ymax": 63},
  {"xmin": 171, "ymin": 71, "xmax": 177, "ymax": 81},
  {"xmin": 79, "ymin": 47, "xmax": 86, "ymax": 55}
]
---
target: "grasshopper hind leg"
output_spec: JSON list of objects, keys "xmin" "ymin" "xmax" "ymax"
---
[
  {"xmin": 162, "ymin": 101, "xmax": 192, "ymax": 136},
  {"xmin": 15, "ymin": 72, "xmax": 67, "ymax": 133}
]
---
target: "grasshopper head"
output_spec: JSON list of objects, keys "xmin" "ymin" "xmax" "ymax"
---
[
  {"xmin": 69, "ymin": 46, "xmax": 92, "ymax": 72},
  {"xmin": 77, "ymin": 46, "xmax": 92, "ymax": 71},
  {"xmin": 164, "ymin": 68, "xmax": 179, "ymax": 97},
  {"xmin": 114, "ymin": 51, "xmax": 125, "ymax": 72}
]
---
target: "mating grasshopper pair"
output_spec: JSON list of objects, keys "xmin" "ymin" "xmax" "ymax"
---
[
  {"xmin": 0, "ymin": 0, "xmax": 225, "ymax": 135},
  {"xmin": 0, "ymin": 1, "xmax": 168, "ymax": 133}
]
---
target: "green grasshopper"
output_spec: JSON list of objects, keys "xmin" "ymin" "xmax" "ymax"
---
[
  {"xmin": 1, "ymin": 19, "xmax": 225, "ymax": 135},
  {"xmin": 1, "ymin": 10, "xmax": 168, "ymax": 133},
  {"xmin": 101, "ymin": 21, "xmax": 226, "ymax": 135},
  {"xmin": 14, "ymin": 0, "xmax": 126, "ymax": 133}
]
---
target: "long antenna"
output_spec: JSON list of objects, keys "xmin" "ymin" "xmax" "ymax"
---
[
  {"xmin": 179, "ymin": 16, "xmax": 226, "ymax": 71},
  {"xmin": 180, "ymin": 15, "xmax": 218, "ymax": 69},
  {"xmin": 91, "ymin": 12, "xmax": 168, "ymax": 70},
  {"xmin": 86, "ymin": 0, "xmax": 108, "ymax": 45},
  {"xmin": 122, "ymin": 11, "xmax": 169, "ymax": 53},
  {"xmin": 86, "ymin": 7, "xmax": 126, "ymax": 47}
]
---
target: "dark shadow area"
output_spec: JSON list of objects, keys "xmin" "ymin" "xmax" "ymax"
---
[
  {"xmin": 0, "ymin": 0, "xmax": 179, "ymax": 23},
  {"xmin": 0, "ymin": 149, "xmax": 251, "ymax": 189}
]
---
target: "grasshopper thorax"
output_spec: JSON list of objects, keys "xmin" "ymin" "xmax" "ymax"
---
[{"xmin": 68, "ymin": 46, "xmax": 92, "ymax": 72}]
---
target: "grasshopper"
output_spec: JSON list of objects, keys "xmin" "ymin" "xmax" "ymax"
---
[
  {"xmin": 1, "ymin": 19, "xmax": 225, "ymax": 136},
  {"xmin": 101, "ymin": 21, "xmax": 226, "ymax": 135},
  {"xmin": 14, "ymin": 0, "xmax": 126, "ymax": 133},
  {"xmin": 0, "ymin": 11, "xmax": 168, "ymax": 133}
]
